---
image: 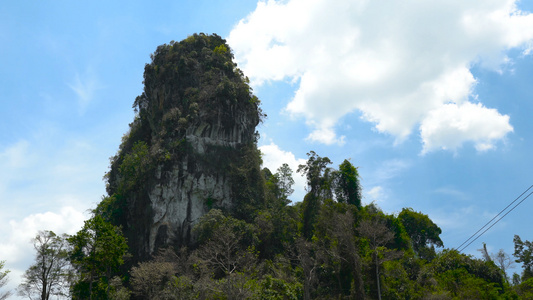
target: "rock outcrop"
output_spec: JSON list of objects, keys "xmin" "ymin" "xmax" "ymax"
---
[{"xmin": 101, "ymin": 33, "xmax": 265, "ymax": 260}]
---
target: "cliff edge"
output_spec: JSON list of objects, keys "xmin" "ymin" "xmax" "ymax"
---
[{"xmin": 99, "ymin": 33, "xmax": 265, "ymax": 260}]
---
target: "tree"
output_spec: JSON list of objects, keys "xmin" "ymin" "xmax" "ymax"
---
[
  {"xmin": 130, "ymin": 257, "xmax": 177, "ymax": 299},
  {"xmin": 295, "ymin": 237, "xmax": 318, "ymax": 300},
  {"xmin": 0, "ymin": 261, "xmax": 11, "ymax": 300},
  {"xmin": 265, "ymin": 163, "xmax": 295, "ymax": 207},
  {"xmin": 514, "ymin": 277, "xmax": 533, "ymax": 299},
  {"xmin": 276, "ymin": 163, "xmax": 295, "ymax": 204},
  {"xmin": 193, "ymin": 209, "xmax": 257, "ymax": 277},
  {"xmin": 381, "ymin": 257, "xmax": 421, "ymax": 299},
  {"xmin": 107, "ymin": 276, "xmax": 130, "ymax": 300},
  {"xmin": 426, "ymin": 249, "xmax": 504, "ymax": 298},
  {"xmin": 513, "ymin": 273, "xmax": 521, "ymax": 286},
  {"xmin": 68, "ymin": 215, "xmax": 129, "ymax": 300},
  {"xmin": 492, "ymin": 249, "xmax": 514, "ymax": 282},
  {"xmin": 18, "ymin": 230, "xmax": 71, "ymax": 300},
  {"xmin": 314, "ymin": 200, "xmax": 365, "ymax": 299},
  {"xmin": 297, "ymin": 151, "xmax": 333, "ymax": 198},
  {"xmin": 160, "ymin": 275, "xmax": 197, "ymax": 300},
  {"xmin": 398, "ymin": 208, "xmax": 443, "ymax": 260},
  {"xmin": 514, "ymin": 235, "xmax": 533, "ymax": 280},
  {"xmin": 129, "ymin": 247, "xmax": 199, "ymax": 300},
  {"xmin": 297, "ymin": 151, "xmax": 333, "ymax": 240},
  {"xmin": 358, "ymin": 217, "xmax": 397, "ymax": 300},
  {"xmin": 478, "ymin": 242, "xmax": 492, "ymax": 262},
  {"xmin": 254, "ymin": 203, "xmax": 300, "ymax": 260},
  {"xmin": 334, "ymin": 159, "xmax": 362, "ymax": 208},
  {"xmin": 255, "ymin": 275, "xmax": 302, "ymax": 300}
]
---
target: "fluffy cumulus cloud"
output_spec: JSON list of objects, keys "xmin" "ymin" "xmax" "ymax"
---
[
  {"xmin": 420, "ymin": 102, "xmax": 513, "ymax": 152},
  {"xmin": 0, "ymin": 207, "xmax": 87, "ymax": 295},
  {"xmin": 228, "ymin": 0, "xmax": 532, "ymax": 151},
  {"xmin": 0, "ymin": 136, "xmax": 106, "ymax": 294},
  {"xmin": 0, "ymin": 207, "xmax": 86, "ymax": 264},
  {"xmin": 365, "ymin": 186, "xmax": 386, "ymax": 204}
]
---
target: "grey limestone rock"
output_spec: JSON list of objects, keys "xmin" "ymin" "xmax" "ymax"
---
[{"xmin": 104, "ymin": 34, "xmax": 264, "ymax": 261}]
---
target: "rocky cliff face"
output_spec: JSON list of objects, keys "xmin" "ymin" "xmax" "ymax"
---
[{"xmin": 101, "ymin": 34, "xmax": 265, "ymax": 260}]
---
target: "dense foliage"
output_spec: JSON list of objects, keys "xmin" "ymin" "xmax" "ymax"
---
[
  {"xmin": 18, "ymin": 151, "xmax": 533, "ymax": 299},
  {"xmin": 11, "ymin": 34, "xmax": 533, "ymax": 299},
  {"xmin": 68, "ymin": 215, "xmax": 129, "ymax": 299}
]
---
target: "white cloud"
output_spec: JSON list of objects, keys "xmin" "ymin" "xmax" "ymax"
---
[
  {"xmin": 68, "ymin": 67, "xmax": 102, "ymax": 113},
  {"xmin": 373, "ymin": 159, "xmax": 411, "ymax": 182},
  {"xmin": 433, "ymin": 187, "xmax": 469, "ymax": 201},
  {"xmin": 0, "ymin": 140, "xmax": 35, "ymax": 202},
  {"xmin": 0, "ymin": 126, "xmax": 111, "ymax": 299},
  {"xmin": 305, "ymin": 126, "xmax": 346, "ymax": 145},
  {"xmin": 0, "ymin": 136, "xmax": 107, "ymax": 277},
  {"xmin": 0, "ymin": 137, "xmax": 107, "ymax": 216},
  {"xmin": 259, "ymin": 142, "xmax": 307, "ymax": 202},
  {"xmin": 420, "ymin": 102, "xmax": 513, "ymax": 153},
  {"xmin": 228, "ymin": 0, "xmax": 531, "ymax": 152},
  {"xmin": 0, "ymin": 207, "xmax": 87, "ymax": 297},
  {"xmin": 0, "ymin": 140, "xmax": 31, "ymax": 169},
  {"xmin": 365, "ymin": 186, "xmax": 386, "ymax": 205},
  {"xmin": 0, "ymin": 207, "xmax": 86, "ymax": 263}
]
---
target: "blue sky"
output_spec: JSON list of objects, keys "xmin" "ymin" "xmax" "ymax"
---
[{"xmin": 2, "ymin": 0, "xmax": 533, "ymax": 294}]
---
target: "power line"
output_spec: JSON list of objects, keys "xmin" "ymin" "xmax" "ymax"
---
[
  {"xmin": 457, "ymin": 190, "xmax": 533, "ymax": 253},
  {"xmin": 455, "ymin": 184, "xmax": 533, "ymax": 253},
  {"xmin": 455, "ymin": 184, "xmax": 533, "ymax": 251}
]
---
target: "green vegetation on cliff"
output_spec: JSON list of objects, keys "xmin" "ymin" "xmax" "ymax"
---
[
  {"xmin": 98, "ymin": 33, "xmax": 267, "ymax": 260},
  {"xmin": 11, "ymin": 34, "xmax": 533, "ymax": 299},
  {"xmin": 104, "ymin": 33, "xmax": 264, "ymax": 217}
]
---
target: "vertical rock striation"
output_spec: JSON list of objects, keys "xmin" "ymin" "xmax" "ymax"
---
[{"xmin": 101, "ymin": 33, "xmax": 265, "ymax": 261}]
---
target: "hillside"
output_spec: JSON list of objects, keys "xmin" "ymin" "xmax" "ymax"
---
[{"xmin": 10, "ymin": 34, "xmax": 533, "ymax": 300}]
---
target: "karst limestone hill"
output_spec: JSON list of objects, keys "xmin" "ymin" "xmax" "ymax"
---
[{"xmin": 97, "ymin": 33, "xmax": 266, "ymax": 261}]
